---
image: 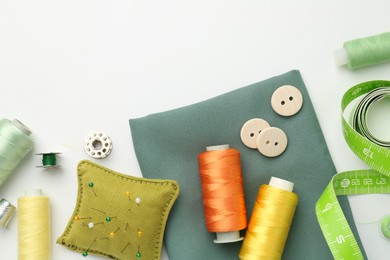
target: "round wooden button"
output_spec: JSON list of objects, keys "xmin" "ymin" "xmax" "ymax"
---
[
  {"xmin": 271, "ymin": 85, "xmax": 303, "ymax": 116},
  {"xmin": 256, "ymin": 127, "xmax": 288, "ymax": 157},
  {"xmin": 240, "ymin": 118, "xmax": 270, "ymax": 149}
]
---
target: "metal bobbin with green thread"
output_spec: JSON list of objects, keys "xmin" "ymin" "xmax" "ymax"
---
[{"xmin": 36, "ymin": 152, "xmax": 61, "ymax": 168}]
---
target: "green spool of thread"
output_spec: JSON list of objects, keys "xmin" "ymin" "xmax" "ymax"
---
[
  {"xmin": 334, "ymin": 32, "xmax": 390, "ymax": 69},
  {"xmin": 0, "ymin": 119, "xmax": 34, "ymax": 188},
  {"xmin": 36, "ymin": 152, "xmax": 60, "ymax": 168}
]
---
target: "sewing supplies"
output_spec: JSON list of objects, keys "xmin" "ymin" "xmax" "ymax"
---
[
  {"xmin": 0, "ymin": 119, "xmax": 34, "ymax": 187},
  {"xmin": 334, "ymin": 32, "xmax": 390, "ymax": 70},
  {"xmin": 84, "ymin": 131, "xmax": 112, "ymax": 159},
  {"xmin": 241, "ymin": 119, "xmax": 288, "ymax": 157},
  {"xmin": 316, "ymin": 80, "xmax": 390, "ymax": 259},
  {"xmin": 240, "ymin": 84, "xmax": 303, "ymax": 156},
  {"xmin": 197, "ymin": 145, "xmax": 247, "ymax": 243},
  {"xmin": 0, "ymin": 198, "xmax": 16, "ymax": 228},
  {"xmin": 18, "ymin": 189, "xmax": 51, "ymax": 260},
  {"xmin": 239, "ymin": 177, "xmax": 298, "ymax": 259},
  {"xmin": 379, "ymin": 215, "xmax": 390, "ymax": 240},
  {"xmin": 271, "ymin": 85, "xmax": 303, "ymax": 116},
  {"xmin": 316, "ymin": 170, "xmax": 390, "ymax": 259},
  {"xmin": 356, "ymin": 214, "xmax": 390, "ymax": 240},
  {"xmin": 240, "ymin": 118, "xmax": 270, "ymax": 149},
  {"xmin": 57, "ymin": 160, "xmax": 179, "ymax": 260},
  {"xmin": 256, "ymin": 127, "xmax": 288, "ymax": 157},
  {"xmin": 36, "ymin": 152, "xmax": 61, "ymax": 168}
]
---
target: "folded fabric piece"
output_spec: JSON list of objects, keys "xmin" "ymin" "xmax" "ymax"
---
[{"xmin": 129, "ymin": 70, "xmax": 365, "ymax": 259}]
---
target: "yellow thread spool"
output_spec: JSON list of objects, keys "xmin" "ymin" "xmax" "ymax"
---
[
  {"xmin": 239, "ymin": 177, "xmax": 298, "ymax": 260},
  {"xmin": 18, "ymin": 189, "xmax": 51, "ymax": 260}
]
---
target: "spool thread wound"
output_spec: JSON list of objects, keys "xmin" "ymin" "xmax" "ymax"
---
[
  {"xmin": 335, "ymin": 32, "xmax": 390, "ymax": 69},
  {"xmin": 239, "ymin": 177, "xmax": 298, "ymax": 259},
  {"xmin": 18, "ymin": 189, "xmax": 50, "ymax": 260},
  {"xmin": 198, "ymin": 145, "xmax": 247, "ymax": 243},
  {"xmin": 0, "ymin": 118, "xmax": 34, "ymax": 188},
  {"xmin": 36, "ymin": 153, "xmax": 61, "ymax": 168}
]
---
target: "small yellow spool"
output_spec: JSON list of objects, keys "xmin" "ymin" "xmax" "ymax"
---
[
  {"xmin": 18, "ymin": 189, "xmax": 51, "ymax": 260},
  {"xmin": 239, "ymin": 177, "xmax": 298, "ymax": 260}
]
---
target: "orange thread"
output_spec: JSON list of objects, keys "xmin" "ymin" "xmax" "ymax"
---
[
  {"xmin": 198, "ymin": 148, "xmax": 247, "ymax": 233},
  {"xmin": 239, "ymin": 184, "xmax": 298, "ymax": 260}
]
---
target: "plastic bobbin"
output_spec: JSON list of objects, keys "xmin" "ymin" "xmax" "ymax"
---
[
  {"xmin": 36, "ymin": 152, "xmax": 61, "ymax": 168},
  {"xmin": 205, "ymin": 144, "xmax": 244, "ymax": 244},
  {"xmin": 84, "ymin": 132, "xmax": 113, "ymax": 159}
]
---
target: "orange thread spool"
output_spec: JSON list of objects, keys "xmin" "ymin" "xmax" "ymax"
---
[{"xmin": 198, "ymin": 144, "xmax": 247, "ymax": 243}]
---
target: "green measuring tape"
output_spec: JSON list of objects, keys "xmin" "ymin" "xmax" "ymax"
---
[{"xmin": 316, "ymin": 80, "xmax": 390, "ymax": 260}]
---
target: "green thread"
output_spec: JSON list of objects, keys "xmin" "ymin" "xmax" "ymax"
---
[
  {"xmin": 0, "ymin": 119, "xmax": 34, "ymax": 187},
  {"xmin": 344, "ymin": 32, "xmax": 390, "ymax": 69},
  {"xmin": 42, "ymin": 153, "xmax": 57, "ymax": 167},
  {"xmin": 380, "ymin": 215, "xmax": 390, "ymax": 240}
]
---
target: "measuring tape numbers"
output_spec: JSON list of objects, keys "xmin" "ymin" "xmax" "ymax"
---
[{"xmin": 316, "ymin": 80, "xmax": 390, "ymax": 260}]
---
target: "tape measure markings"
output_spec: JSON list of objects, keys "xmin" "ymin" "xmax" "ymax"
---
[
  {"xmin": 317, "ymin": 169, "xmax": 390, "ymax": 260},
  {"xmin": 316, "ymin": 174, "xmax": 364, "ymax": 260},
  {"xmin": 317, "ymin": 80, "xmax": 390, "ymax": 260}
]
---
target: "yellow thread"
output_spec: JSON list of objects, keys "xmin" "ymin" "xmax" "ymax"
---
[
  {"xmin": 18, "ymin": 193, "xmax": 50, "ymax": 260},
  {"xmin": 239, "ymin": 184, "xmax": 298, "ymax": 260}
]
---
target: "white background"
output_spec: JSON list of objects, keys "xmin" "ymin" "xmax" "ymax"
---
[{"xmin": 1, "ymin": 1, "xmax": 390, "ymax": 259}]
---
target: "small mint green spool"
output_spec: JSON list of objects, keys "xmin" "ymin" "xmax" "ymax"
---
[{"xmin": 335, "ymin": 32, "xmax": 390, "ymax": 69}]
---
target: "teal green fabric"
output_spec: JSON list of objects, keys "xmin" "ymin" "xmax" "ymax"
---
[{"xmin": 129, "ymin": 70, "xmax": 366, "ymax": 259}]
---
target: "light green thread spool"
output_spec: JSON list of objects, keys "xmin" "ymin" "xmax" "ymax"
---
[
  {"xmin": 334, "ymin": 32, "xmax": 390, "ymax": 69},
  {"xmin": 0, "ymin": 119, "xmax": 34, "ymax": 187}
]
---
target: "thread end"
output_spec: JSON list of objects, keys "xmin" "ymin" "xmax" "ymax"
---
[
  {"xmin": 269, "ymin": 177, "xmax": 294, "ymax": 192},
  {"xmin": 334, "ymin": 48, "xmax": 348, "ymax": 66},
  {"xmin": 214, "ymin": 231, "xmax": 244, "ymax": 243},
  {"xmin": 206, "ymin": 144, "xmax": 230, "ymax": 151},
  {"xmin": 25, "ymin": 189, "xmax": 43, "ymax": 197}
]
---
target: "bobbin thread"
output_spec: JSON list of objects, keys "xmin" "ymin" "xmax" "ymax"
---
[
  {"xmin": 198, "ymin": 144, "xmax": 247, "ymax": 243},
  {"xmin": 36, "ymin": 152, "xmax": 61, "ymax": 168}
]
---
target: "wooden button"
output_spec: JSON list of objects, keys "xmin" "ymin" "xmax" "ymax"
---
[
  {"xmin": 240, "ymin": 118, "xmax": 270, "ymax": 149},
  {"xmin": 271, "ymin": 85, "xmax": 303, "ymax": 116},
  {"xmin": 256, "ymin": 127, "xmax": 288, "ymax": 157}
]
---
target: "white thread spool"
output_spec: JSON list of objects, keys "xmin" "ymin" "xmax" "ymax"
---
[{"xmin": 205, "ymin": 144, "xmax": 244, "ymax": 243}]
